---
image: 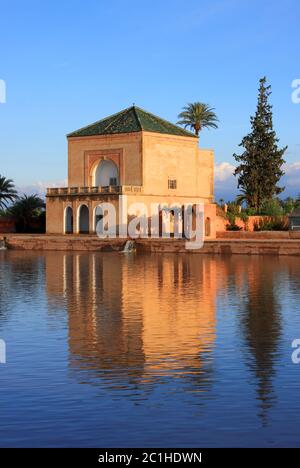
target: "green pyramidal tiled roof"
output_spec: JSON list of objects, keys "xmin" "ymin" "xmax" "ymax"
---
[{"xmin": 67, "ymin": 106, "xmax": 197, "ymax": 138}]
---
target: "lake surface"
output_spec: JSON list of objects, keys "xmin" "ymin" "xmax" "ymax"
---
[{"xmin": 0, "ymin": 250, "xmax": 300, "ymax": 447}]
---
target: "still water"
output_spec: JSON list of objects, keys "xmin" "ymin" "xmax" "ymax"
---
[{"xmin": 0, "ymin": 250, "xmax": 300, "ymax": 447}]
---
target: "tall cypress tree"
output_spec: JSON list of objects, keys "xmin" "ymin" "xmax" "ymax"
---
[{"xmin": 233, "ymin": 77, "xmax": 287, "ymax": 213}]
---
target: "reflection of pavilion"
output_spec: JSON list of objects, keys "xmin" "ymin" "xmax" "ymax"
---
[
  {"xmin": 45, "ymin": 253, "xmax": 217, "ymax": 389},
  {"xmin": 17, "ymin": 250, "xmax": 290, "ymax": 419},
  {"xmin": 44, "ymin": 250, "xmax": 293, "ymax": 421}
]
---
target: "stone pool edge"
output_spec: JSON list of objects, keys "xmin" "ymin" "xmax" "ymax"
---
[{"xmin": 1, "ymin": 234, "xmax": 300, "ymax": 256}]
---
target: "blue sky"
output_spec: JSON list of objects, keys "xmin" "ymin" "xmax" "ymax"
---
[{"xmin": 0, "ymin": 0, "xmax": 300, "ymax": 200}]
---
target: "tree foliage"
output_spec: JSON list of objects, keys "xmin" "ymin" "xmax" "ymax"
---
[
  {"xmin": 8, "ymin": 194, "xmax": 45, "ymax": 232},
  {"xmin": 0, "ymin": 174, "xmax": 18, "ymax": 209},
  {"xmin": 177, "ymin": 102, "xmax": 218, "ymax": 136},
  {"xmin": 233, "ymin": 77, "xmax": 287, "ymax": 212}
]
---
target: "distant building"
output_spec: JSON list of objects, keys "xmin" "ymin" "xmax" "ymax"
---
[
  {"xmin": 289, "ymin": 208, "xmax": 300, "ymax": 231},
  {"xmin": 46, "ymin": 106, "xmax": 216, "ymax": 237}
]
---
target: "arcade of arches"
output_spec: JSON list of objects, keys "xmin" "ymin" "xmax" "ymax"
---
[{"xmin": 63, "ymin": 203, "xmax": 214, "ymax": 238}]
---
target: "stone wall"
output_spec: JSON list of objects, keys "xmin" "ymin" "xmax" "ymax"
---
[
  {"xmin": 216, "ymin": 215, "xmax": 289, "ymax": 232},
  {"xmin": 3, "ymin": 234, "xmax": 126, "ymax": 252},
  {"xmin": 0, "ymin": 217, "xmax": 15, "ymax": 233}
]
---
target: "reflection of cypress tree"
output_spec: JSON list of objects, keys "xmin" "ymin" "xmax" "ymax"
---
[
  {"xmin": 241, "ymin": 257, "xmax": 282, "ymax": 423},
  {"xmin": 181, "ymin": 349, "xmax": 214, "ymax": 398}
]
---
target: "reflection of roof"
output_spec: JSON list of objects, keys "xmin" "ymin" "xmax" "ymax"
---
[
  {"xmin": 289, "ymin": 208, "xmax": 300, "ymax": 217},
  {"xmin": 67, "ymin": 106, "xmax": 197, "ymax": 138}
]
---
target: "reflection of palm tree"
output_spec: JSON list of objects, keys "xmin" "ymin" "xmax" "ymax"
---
[{"xmin": 241, "ymin": 257, "xmax": 282, "ymax": 423}]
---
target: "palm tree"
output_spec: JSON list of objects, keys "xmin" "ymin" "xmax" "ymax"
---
[
  {"xmin": 8, "ymin": 194, "xmax": 45, "ymax": 232},
  {"xmin": 177, "ymin": 102, "xmax": 219, "ymax": 137},
  {"xmin": 0, "ymin": 175, "xmax": 18, "ymax": 209}
]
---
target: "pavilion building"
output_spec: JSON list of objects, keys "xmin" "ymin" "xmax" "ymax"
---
[{"xmin": 46, "ymin": 106, "xmax": 216, "ymax": 238}]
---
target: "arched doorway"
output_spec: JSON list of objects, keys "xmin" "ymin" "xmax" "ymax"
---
[
  {"xmin": 169, "ymin": 210, "xmax": 175, "ymax": 237},
  {"xmin": 205, "ymin": 217, "xmax": 211, "ymax": 237},
  {"xmin": 65, "ymin": 206, "xmax": 73, "ymax": 234},
  {"xmin": 78, "ymin": 205, "xmax": 89, "ymax": 234},
  {"xmin": 94, "ymin": 160, "xmax": 119, "ymax": 186}
]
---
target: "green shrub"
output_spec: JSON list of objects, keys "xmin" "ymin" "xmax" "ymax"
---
[
  {"xmin": 226, "ymin": 212, "xmax": 236, "ymax": 225},
  {"xmin": 259, "ymin": 199, "xmax": 283, "ymax": 216},
  {"xmin": 226, "ymin": 223, "xmax": 242, "ymax": 231},
  {"xmin": 239, "ymin": 211, "xmax": 249, "ymax": 223},
  {"xmin": 225, "ymin": 212, "xmax": 242, "ymax": 231}
]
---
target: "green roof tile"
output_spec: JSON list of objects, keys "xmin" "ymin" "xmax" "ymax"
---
[{"xmin": 67, "ymin": 106, "xmax": 197, "ymax": 138}]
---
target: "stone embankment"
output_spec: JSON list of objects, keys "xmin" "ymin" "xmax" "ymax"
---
[{"xmin": 1, "ymin": 233, "xmax": 300, "ymax": 256}]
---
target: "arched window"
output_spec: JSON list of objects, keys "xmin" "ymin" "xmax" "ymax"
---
[
  {"xmin": 78, "ymin": 205, "xmax": 89, "ymax": 234},
  {"xmin": 94, "ymin": 160, "xmax": 119, "ymax": 187},
  {"xmin": 65, "ymin": 206, "xmax": 73, "ymax": 234}
]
